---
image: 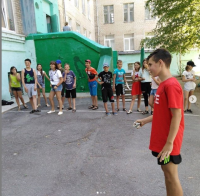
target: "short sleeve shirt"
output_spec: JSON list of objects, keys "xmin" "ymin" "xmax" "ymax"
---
[
  {"xmin": 85, "ymin": 67, "xmax": 98, "ymax": 82},
  {"xmin": 63, "ymin": 71, "xmax": 76, "ymax": 90},
  {"xmin": 98, "ymin": 71, "xmax": 112, "ymax": 88},
  {"xmin": 114, "ymin": 68, "xmax": 126, "ymax": 84},
  {"xmin": 182, "ymin": 70, "xmax": 196, "ymax": 90},
  {"xmin": 49, "ymin": 69, "xmax": 62, "ymax": 85},
  {"xmin": 139, "ymin": 69, "xmax": 151, "ymax": 83},
  {"xmin": 149, "ymin": 77, "xmax": 184, "ymax": 155}
]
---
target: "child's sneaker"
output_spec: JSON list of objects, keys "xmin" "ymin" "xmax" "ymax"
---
[
  {"xmin": 112, "ymin": 112, "xmax": 118, "ymax": 115},
  {"xmin": 106, "ymin": 112, "xmax": 110, "ymax": 116}
]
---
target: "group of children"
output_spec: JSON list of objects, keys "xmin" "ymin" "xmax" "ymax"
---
[
  {"xmin": 9, "ymin": 57, "xmax": 197, "ymax": 116},
  {"xmin": 8, "ymin": 48, "xmax": 198, "ymax": 195}
]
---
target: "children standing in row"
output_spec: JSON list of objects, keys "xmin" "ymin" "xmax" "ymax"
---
[
  {"xmin": 9, "ymin": 66, "xmax": 28, "ymax": 111},
  {"xmin": 36, "ymin": 64, "xmax": 50, "ymax": 107},
  {"xmin": 21, "ymin": 59, "xmax": 39, "ymax": 114},
  {"xmin": 127, "ymin": 62, "xmax": 142, "ymax": 114},
  {"xmin": 63, "ymin": 63, "xmax": 77, "ymax": 112},
  {"xmin": 113, "ymin": 60, "xmax": 127, "ymax": 111},
  {"xmin": 139, "ymin": 59, "xmax": 152, "ymax": 114},
  {"xmin": 47, "ymin": 61, "xmax": 63, "ymax": 115},
  {"xmin": 182, "ymin": 61, "xmax": 196, "ymax": 113},
  {"xmin": 85, "ymin": 59, "xmax": 99, "ymax": 110},
  {"xmin": 97, "ymin": 63, "xmax": 117, "ymax": 115}
]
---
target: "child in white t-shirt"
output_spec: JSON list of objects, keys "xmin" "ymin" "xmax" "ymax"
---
[{"xmin": 182, "ymin": 61, "xmax": 196, "ymax": 113}]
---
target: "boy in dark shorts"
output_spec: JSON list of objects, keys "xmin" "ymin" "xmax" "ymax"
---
[
  {"xmin": 113, "ymin": 60, "xmax": 127, "ymax": 111},
  {"xmin": 136, "ymin": 49, "xmax": 184, "ymax": 196},
  {"xmin": 97, "ymin": 63, "xmax": 117, "ymax": 115}
]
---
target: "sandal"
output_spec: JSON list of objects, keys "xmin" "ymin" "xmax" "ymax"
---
[
  {"xmin": 46, "ymin": 103, "xmax": 50, "ymax": 107},
  {"xmin": 142, "ymin": 110, "xmax": 149, "ymax": 115},
  {"xmin": 18, "ymin": 106, "xmax": 21, "ymax": 111},
  {"xmin": 106, "ymin": 112, "xmax": 111, "ymax": 116},
  {"xmin": 127, "ymin": 110, "xmax": 132, "ymax": 114},
  {"xmin": 67, "ymin": 107, "xmax": 72, "ymax": 110},
  {"xmin": 37, "ymin": 104, "xmax": 41, "ymax": 108},
  {"xmin": 88, "ymin": 105, "xmax": 94, "ymax": 109},
  {"xmin": 123, "ymin": 108, "xmax": 127, "ymax": 111},
  {"xmin": 23, "ymin": 104, "xmax": 28, "ymax": 109},
  {"xmin": 92, "ymin": 106, "xmax": 98, "ymax": 110},
  {"xmin": 112, "ymin": 112, "xmax": 118, "ymax": 115},
  {"xmin": 72, "ymin": 109, "xmax": 76, "ymax": 113},
  {"xmin": 137, "ymin": 109, "xmax": 142, "ymax": 112}
]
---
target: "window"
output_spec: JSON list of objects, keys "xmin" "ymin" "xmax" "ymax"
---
[
  {"xmin": 128, "ymin": 63, "xmax": 134, "ymax": 70},
  {"xmin": 144, "ymin": 32, "xmax": 154, "ymax": 50},
  {"xmin": 1, "ymin": 0, "xmax": 15, "ymax": 31},
  {"xmin": 83, "ymin": 28, "xmax": 87, "ymax": 37},
  {"xmin": 104, "ymin": 35, "xmax": 115, "ymax": 50},
  {"xmin": 74, "ymin": 0, "xmax": 79, "ymax": 8},
  {"xmin": 145, "ymin": 3, "xmax": 156, "ymax": 20},
  {"xmin": 76, "ymin": 23, "xmax": 80, "ymax": 33},
  {"xmin": 87, "ymin": 0, "xmax": 90, "ymax": 19},
  {"xmin": 82, "ymin": 0, "xmax": 85, "ymax": 14},
  {"xmin": 89, "ymin": 31, "xmax": 91, "ymax": 39},
  {"xmin": 124, "ymin": 34, "xmax": 134, "ymax": 51},
  {"xmin": 124, "ymin": 3, "xmax": 134, "ymax": 22},
  {"xmin": 104, "ymin": 5, "xmax": 114, "ymax": 24}
]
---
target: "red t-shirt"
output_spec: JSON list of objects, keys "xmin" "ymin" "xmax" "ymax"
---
[
  {"xmin": 85, "ymin": 67, "xmax": 98, "ymax": 82},
  {"xmin": 149, "ymin": 77, "xmax": 184, "ymax": 155}
]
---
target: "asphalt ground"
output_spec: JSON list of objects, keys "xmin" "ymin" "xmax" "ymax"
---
[{"xmin": 2, "ymin": 97, "xmax": 200, "ymax": 196}]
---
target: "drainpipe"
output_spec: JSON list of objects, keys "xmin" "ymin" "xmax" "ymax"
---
[
  {"xmin": 63, "ymin": 0, "xmax": 67, "ymax": 22},
  {"xmin": 95, "ymin": 0, "xmax": 100, "ymax": 43}
]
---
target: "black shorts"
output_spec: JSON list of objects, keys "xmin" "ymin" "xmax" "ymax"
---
[
  {"xmin": 115, "ymin": 84, "xmax": 125, "ymax": 96},
  {"xmin": 65, "ymin": 88, "xmax": 76, "ymax": 98},
  {"xmin": 141, "ymin": 82, "xmax": 151, "ymax": 95},
  {"xmin": 152, "ymin": 151, "xmax": 182, "ymax": 165},
  {"xmin": 102, "ymin": 87, "xmax": 114, "ymax": 103},
  {"xmin": 11, "ymin": 87, "xmax": 22, "ymax": 92}
]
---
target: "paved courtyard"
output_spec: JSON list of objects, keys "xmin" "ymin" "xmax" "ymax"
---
[{"xmin": 2, "ymin": 97, "xmax": 200, "ymax": 196}]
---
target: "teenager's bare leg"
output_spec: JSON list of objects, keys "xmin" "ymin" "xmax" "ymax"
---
[
  {"xmin": 116, "ymin": 96, "xmax": 120, "ymax": 109},
  {"xmin": 17, "ymin": 91, "xmax": 25, "ymax": 105},
  {"xmin": 184, "ymin": 90, "xmax": 189, "ymax": 110},
  {"xmin": 128, "ymin": 95, "xmax": 136, "ymax": 111},
  {"xmin": 37, "ymin": 89, "xmax": 41, "ymax": 105},
  {"xmin": 91, "ymin": 96, "xmax": 95, "ymax": 106},
  {"xmin": 62, "ymin": 97, "xmax": 65, "ymax": 107},
  {"xmin": 161, "ymin": 162, "xmax": 183, "ymax": 196},
  {"xmin": 137, "ymin": 94, "xmax": 142, "ymax": 110},
  {"xmin": 94, "ymin": 95, "xmax": 98, "ymax": 106},
  {"xmin": 67, "ymin": 98, "xmax": 72, "ymax": 108},
  {"xmin": 42, "ymin": 88, "xmax": 48, "ymax": 105},
  {"xmin": 104, "ymin": 102, "xmax": 109, "ymax": 113},
  {"xmin": 32, "ymin": 95, "xmax": 37, "ymax": 110},
  {"xmin": 111, "ymin": 102, "xmax": 116, "ymax": 112},
  {"xmin": 56, "ymin": 91, "xmax": 63, "ymax": 112},
  {"xmin": 13, "ymin": 91, "xmax": 20, "ymax": 108},
  {"xmin": 29, "ymin": 97, "xmax": 34, "ymax": 110},
  {"xmin": 188, "ymin": 90, "xmax": 194, "ymax": 109},
  {"xmin": 122, "ymin": 94, "xmax": 125, "ymax": 109},
  {"xmin": 72, "ymin": 98, "xmax": 76, "ymax": 109},
  {"xmin": 49, "ymin": 91, "xmax": 55, "ymax": 111}
]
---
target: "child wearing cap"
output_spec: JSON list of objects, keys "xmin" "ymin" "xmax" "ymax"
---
[
  {"xmin": 136, "ymin": 49, "xmax": 184, "ymax": 196},
  {"xmin": 97, "ymin": 63, "xmax": 117, "ymax": 115},
  {"xmin": 56, "ymin": 60, "xmax": 65, "ymax": 109},
  {"xmin": 85, "ymin": 59, "xmax": 98, "ymax": 110},
  {"xmin": 182, "ymin": 61, "xmax": 196, "ymax": 113},
  {"xmin": 113, "ymin": 60, "xmax": 127, "ymax": 111}
]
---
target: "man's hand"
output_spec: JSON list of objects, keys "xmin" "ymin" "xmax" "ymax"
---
[
  {"xmin": 34, "ymin": 86, "xmax": 37, "ymax": 91},
  {"xmin": 157, "ymin": 142, "xmax": 173, "ymax": 162},
  {"xmin": 99, "ymin": 81, "xmax": 104, "ymax": 85},
  {"xmin": 73, "ymin": 83, "xmax": 76, "ymax": 88},
  {"xmin": 135, "ymin": 119, "xmax": 146, "ymax": 127},
  {"xmin": 39, "ymin": 85, "xmax": 42, "ymax": 89},
  {"xmin": 54, "ymin": 85, "xmax": 57, "ymax": 89},
  {"xmin": 112, "ymin": 87, "xmax": 115, "ymax": 92}
]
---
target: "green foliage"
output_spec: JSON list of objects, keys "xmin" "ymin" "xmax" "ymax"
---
[{"xmin": 141, "ymin": 0, "xmax": 200, "ymax": 54}]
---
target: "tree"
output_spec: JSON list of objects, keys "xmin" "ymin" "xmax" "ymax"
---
[{"xmin": 141, "ymin": 0, "xmax": 200, "ymax": 75}]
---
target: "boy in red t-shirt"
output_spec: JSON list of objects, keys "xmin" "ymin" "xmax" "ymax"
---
[
  {"xmin": 85, "ymin": 59, "xmax": 98, "ymax": 110},
  {"xmin": 136, "ymin": 49, "xmax": 184, "ymax": 196}
]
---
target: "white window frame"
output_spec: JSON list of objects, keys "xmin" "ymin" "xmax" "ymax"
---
[
  {"xmin": 83, "ymin": 28, "xmax": 87, "ymax": 37},
  {"xmin": 74, "ymin": 0, "xmax": 79, "ymax": 8},
  {"xmin": 104, "ymin": 35, "xmax": 115, "ymax": 50},
  {"xmin": 76, "ymin": 23, "xmax": 81, "ymax": 33},
  {"xmin": 1, "ymin": 0, "xmax": 16, "ymax": 32},
  {"xmin": 89, "ymin": 31, "xmax": 91, "ymax": 39},
  {"xmin": 104, "ymin": 5, "xmax": 114, "ymax": 24},
  {"xmin": 145, "ymin": 3, "xmax": 156, "ymax": 20},
  {"xmin": 124, "ymin": 34, "xmax": 134, "ymax": 51},
  {"xmin": 82, "ymin": 0, "xmax": 85, "ymax": 14},
  {"xmin": 123, "ymin": 3, "xmax": 134, "ymax": 22},
  {"xmin": 87, "ymin": 0, "xmax": 90, "ymax": 19}
]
